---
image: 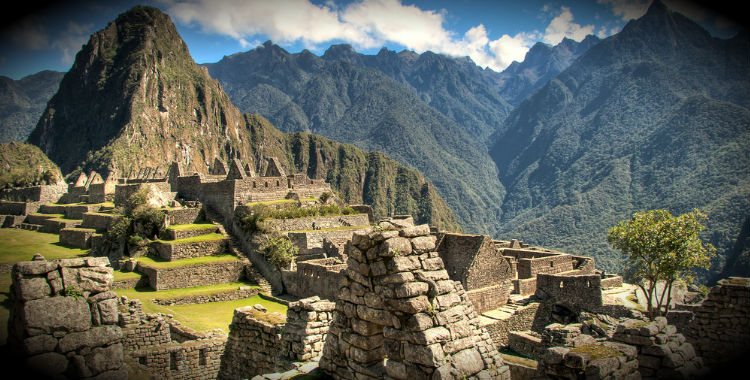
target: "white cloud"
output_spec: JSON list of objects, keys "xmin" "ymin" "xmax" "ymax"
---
[
  {"xmin": 543, "ymin": 6, "xmax": 596, "ymax": 45},
  {"xmin": 51, "ymin": 22, "xmax": 93, "ymax": 64},
  {"xmin": 162, "ymin": 0, "xmax": 604, "ymax": 72},
  {"xmin": 597, "ymin": 0, "xmax": 650, "ymax": 21}
]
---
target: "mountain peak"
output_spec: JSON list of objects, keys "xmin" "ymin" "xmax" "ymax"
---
[{"xmin": 322, "ymin": 44, "xmax": 358, "ymax": 61}]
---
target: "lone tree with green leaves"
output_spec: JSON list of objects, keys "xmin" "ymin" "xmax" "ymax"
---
[{"xmin": 607, "ymin": 209, "xmax": 715, "ymax": 318}]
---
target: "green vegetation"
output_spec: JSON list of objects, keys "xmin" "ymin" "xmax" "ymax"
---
[
  {"xmin": 257, "ymin": 234, "xmax": 299, "ymax": 268},
  {"xmin": 608, "ymin": 209, "xmax": 715, "ymax": 317},
  {"xmin": 133, "ymin": 254, "xmax": 240, "ymax": 269},
  {"xmin": 0, "ymin": 142, "xmax": 63, "ymax": 188},
  {"xmin": 167, "ymin": 223, "xmax": 217, "ymax": 231},
  {"xmin": 104, "ymin": 186, "xmax": 166, "ymax": 246},
  {"xmin": 239, "ymin": 202, "xmax": 358, "ymax": 233},
  {"xmin": 0, "ymin": 229, "xmax": 89, "ymax": 263},
  {"xmin": 113, "ymin": 283, "xmax": 285, "ymax": 332}
]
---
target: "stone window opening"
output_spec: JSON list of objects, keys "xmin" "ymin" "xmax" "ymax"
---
[
  {"xmin": 550, "ymin": 261, "xmax": 554, "ymax": 267},
  {"xmin": 170, "ymin": 352, "xmax": 179, "ymax": 371},
  {"xmin": 199, "ymin": 348, "xmax": 207, "ymax": 365},
  {"xmin": 265, "ymin": 181, "xmax": 268, "ymax": 188},
  {"xmin": 276, "ymin": 180, "xmax": 280, "ymax": 187},
  {"xmin": 253, "ymin": 181, "xmax": 256, "ymax": 189},
  {"xmin": 586, "ymin": 280, "xmax": 591, "ymax": 288},
  {"xmin": 559, "ymin": 280, "xmax": 564, "ymax": 288},
  {"xmin": 138, "ymin": 356, "xmax": 147, "ymax": 365}
]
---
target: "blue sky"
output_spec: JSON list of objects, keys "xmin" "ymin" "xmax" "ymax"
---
[{"xmin": 0, "ymin": 0, "xmax": 742, "ymax": 79}]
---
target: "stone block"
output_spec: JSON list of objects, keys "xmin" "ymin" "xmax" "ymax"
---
[
  {"xmin": 404, "ymin": 342, "xmax": 445, "ymax": 366},
  {"xmin": 17, "ymin": 277, "xmax": 51, "ymax": 301},
  {"xmin": 23, "ymin": 334, "xmax": 58, "ymax": 355},
  {"xmin": 381, "ymin": 237, "xmax": 413, "ymax": 258},
  {"xmin": 400, "ymin": 224, "xmax": 430, "ymax": 238},
  {"xmin": 394, "ymin": 282, "xmax": 429, "ymax": 298},
  {"xmin": 412, "ymin": 236, "xmax": 437, "ymax": 253},
  {"xmin": 387, "ymin": 256, "xmax": 421, "ymax": 272},
  {"xmin": 85, "ymin": 343, "xmax": 123, "ymax": 375},
  {"xmin": 24, "ymin": 296, "xmax": 91, "ymax": 336},
  {"xmin": 58, "ymin": 325, "xmax": 122, "ymax": 352},
  {"xmin": 452, "ymin": 348, "xmax": 485, "ymax": 375},
  {"xmin": 15, "ymin": 261, "xmax": 58, "ymax": 275}
]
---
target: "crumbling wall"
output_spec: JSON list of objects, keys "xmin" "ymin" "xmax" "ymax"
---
[
  {"xmin": 538, "ymin": 342, "xmax": 640, "ymax": 380},
  {"xmin": 218, "ymin": 297, "xmax": 335, "ymax": 379},
  {"xmin": 282, "ymin": 258, "xmax": 347, "ymax": 300},
  {"xmin": 318, "ymin": 224, "xmax": 510, "ymax": 380},
  {"xmin": 612, "ymin": 317, "xmax": 706, "ymax": 379},
  {"xmin": 7, "ymin": 256, "xmax": 127, "ymax": 379},
  {"xmin": 678, "ymin": 277, "xmax": 750, "ymax": 368}
]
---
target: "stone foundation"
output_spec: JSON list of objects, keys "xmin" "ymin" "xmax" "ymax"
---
[
  {"xmin": 150, "ymin": 237, "xmax": 228, "ymax": 261},
  {"xmin": 59, "ymin": 228, "xmax": 96, "ymax": 249},
  {"xmin": 538, "ymin": 342, "xmax": 640, "ymax": 380},
  {"xmin": 138, "ymin": 260, "xmax": 245, "ymax": 291}
]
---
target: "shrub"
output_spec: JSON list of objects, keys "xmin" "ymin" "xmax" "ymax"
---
[{"xmin": 258, "ymin": 234, "xmax": 298, "ymax": 268}]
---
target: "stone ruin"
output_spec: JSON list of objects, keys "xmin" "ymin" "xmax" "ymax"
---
[
  {"xmin": 7, "ymin": 256, "xmax": 127, "ymax": 379},
  {"xmin": 318, "ymin": 223, "xmax": 511, "ymax": 380}
]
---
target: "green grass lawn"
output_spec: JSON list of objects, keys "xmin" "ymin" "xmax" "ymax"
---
[
  {"xmin": 114, "ymin": 282, "xmax": 284, "ymax": 332},
  {"xmin": 167, "ymin": 223, "xmax": 217, "ymax": 231},
  {"xmin": 133, "ymin": 254, "xmax": 240, "ymax": 269},
  {"xmin": 0, "ymin": 228, "xmax": 89, "ymax": 264}
]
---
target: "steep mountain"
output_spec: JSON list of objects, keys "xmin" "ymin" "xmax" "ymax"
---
[
  {"xmin": 320, "ymin": 45, "xmax": 513, "ymax": 142},
  {"xmin": 206, "ymin": 43, "xmax": 505, "ymax": 235},
  {"xmin": 0, "ymin": 141, "xmax": 63, "ymax": 187},
  {"xmin": 0, "ymin": 70, "xmax": 64, "ymax": 143},
  {"xmin": 24, "ymin": 6, "xmax": 459, "ymax": 230},
  {"xmin": 492, "ymin": 35, "xmax": 601, "ymax": 106},
  {"xmin": 490, "ymin": 0, "xmax": 750, "ymax": 282}
]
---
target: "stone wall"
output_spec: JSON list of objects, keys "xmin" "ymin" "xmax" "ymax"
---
[
  {"xmin": 166, "ymin": 207, "xmax": 203, "ymax": 225},
  {"xmin": 612, "ymin": 317, "xmax": 706, "ymax": 379},
  {"xmin": 263, "ymin": 214, "xmax": 370, "ymax": 232},
  {"xmin": 138, "ymin": 260, "xmax": 245, "ymax": 291},
  {"xmin": 0, "ymin": 199, "xmax": 31, "ymax": 215},
  {"xmin": 150, "ymin": 238, "xmax": 228, "ymax": 261},
  {"xmin": 0, "ymin": 182, "xmax": 67, "ymax": 203},
  {"xmin": 516, "ymin": 254, "xmax": 574, "ymax": 279},
  {"xmin": 81, "ymin": 212, "xmax": 118, "ymax": 231},
  {"xmin": 535, "ymin": 273, "xmax": 604, "ymax": 313},
  {"xmin": 288, "ymin": 228, "xmax": 367, "ymax": 256},
  {"xmin": 152, "ymin": 286, "xmax": 259, "ymax": 306},
  {"xmin": 218, "ymin": 297, "xmax": 335, "ymax": 379},
  {"xmin": 481, "ymin": 302, "xmax": 542, "ymax": 348},
  {"xmin": 538, "ymin": 342, "xmax": 640, "ymax": 380},
  {"xmin": 318, "ymin": 223, "xmax": 510, "ymax": 380},
  {"xmin": 7, "ymin": 256, "xmax": 127, "ymax": 379},
  {"xmin": 282, "ymin": 258, "xmax": 347, "ymax": 300},
  {"xmin": 467, "ymin": 282, "xmax": 512, "ymax": 314},
  {"xmin": 678, "ymin": 277, "xmax": 750, "ymax": 368},
  {"xmin": 59, "ymin": 228, "xmax": 95, "ymax": 249}
]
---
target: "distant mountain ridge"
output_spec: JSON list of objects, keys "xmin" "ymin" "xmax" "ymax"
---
[
  {"xmin": 0, "ymin": 70, "xmax": 64, "ymax": 143},
  {"xmin": 205, "ymin": 43, "xmax": 507, "ymax": 235},
  {"xmin": 22, "ymin": 5, "xmax": 459, "ymax": 230},
  {"xmin": 490, "ymin": 0, "xmax": 750, "ymax": 281}
]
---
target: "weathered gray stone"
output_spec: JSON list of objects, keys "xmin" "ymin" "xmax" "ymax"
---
[
  {"xmin": 543, "ymin": 346, "xmax": 570, "ymax": 365},
  {"xmin": 17, "ymin": 277, "xmax": 51, "ymax": 301},
  {"xmin": 98, "ymin": 298, "xmax": 119, "ymax": 324},
  {"xmin": 85, "ymin": 343, "xmax": 123, "ymax": 375},
  {"xmin": 22, "ymin": 334, "xmax": 58, "ymax": 355},
  {"xmin": 452, "ymin": 348, "xmax": 484, "ymax": 375},
  {"xmin": 58, "ymin": 325, "xmax": 122, "ymax": 352},
  {"xmin": 381, "ymin": 237, "xmax": 413, "ymax": 257},
  {"xmin": 399, "ymin": 224, "xmax": 430, "ymax": 238},
  {"xmin": 26, "ymin": 352, "xmax": 68, "ymax": 376},
  {"xmin": 387, "ymin": 256, "xmax": 421, "ymax": 272},
  {"xmin": 24, "ymin": 296, "xmax": 91, "ymax": 336},
  {"xmin": 394, "ymin": 282, "xmax": 429, "ymax": 299},
  {"xmin": 15, "ymin": 261, "xmax": 58, "ymax": 275},
  {"xmin": 404, "ymin": 342, "xmax": 444, "ymax": 366}
]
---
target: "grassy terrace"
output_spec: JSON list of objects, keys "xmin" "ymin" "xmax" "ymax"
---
[
  {"xmin": 114, "ymin": 282, "xmax": 286, "ymax": 332},
  {"xmin": 155, "ymin": 232, "xmax": 226, "ymax": 244},
  {"xmin": 0, "ymin": 228, "xmax": 88, "ymax": 263},
  {"xmin": 45, "ymin": 201, "xmax": 115, "ymax": 208},
  {"xmin": 167, "ymin": 223, "xmax": 217, "ymax": 231},
  {"xmin": 133, "ymin": 253, "xmax": 240, "ymax": 268}
]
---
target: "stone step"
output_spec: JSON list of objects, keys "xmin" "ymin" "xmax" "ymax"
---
[
  {"xmin": 1, "ymin": 214, "xmax": 26, "ymax": 228},
  {"xmin": 162, "ymin": 223, "xmax": 220, "ymax": 240},
  {"xmin": 59, "ymin": 227, "xmax": 96, "ymax": 249},
  {"xmin": 20, "ymin": 223, "xmax": 42, "ymax": 231}
]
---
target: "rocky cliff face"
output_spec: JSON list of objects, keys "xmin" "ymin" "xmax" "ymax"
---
[{"xmin": 24, "ymin": 6, "xmax": 458, "ymax": 230}]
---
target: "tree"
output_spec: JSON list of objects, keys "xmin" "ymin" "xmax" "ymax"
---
[{"xmin": 607, "ymin": 209, "xmax": 715, "ymax": 318}]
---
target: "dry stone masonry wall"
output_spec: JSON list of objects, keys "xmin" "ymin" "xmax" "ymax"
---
[
  {"xmin": 8, "ymin": 256, "xmax": 127, "ymax": 379},
  {"xmin": 318, "ymin": 223, "xmax": 510, "ymax": 380}
]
